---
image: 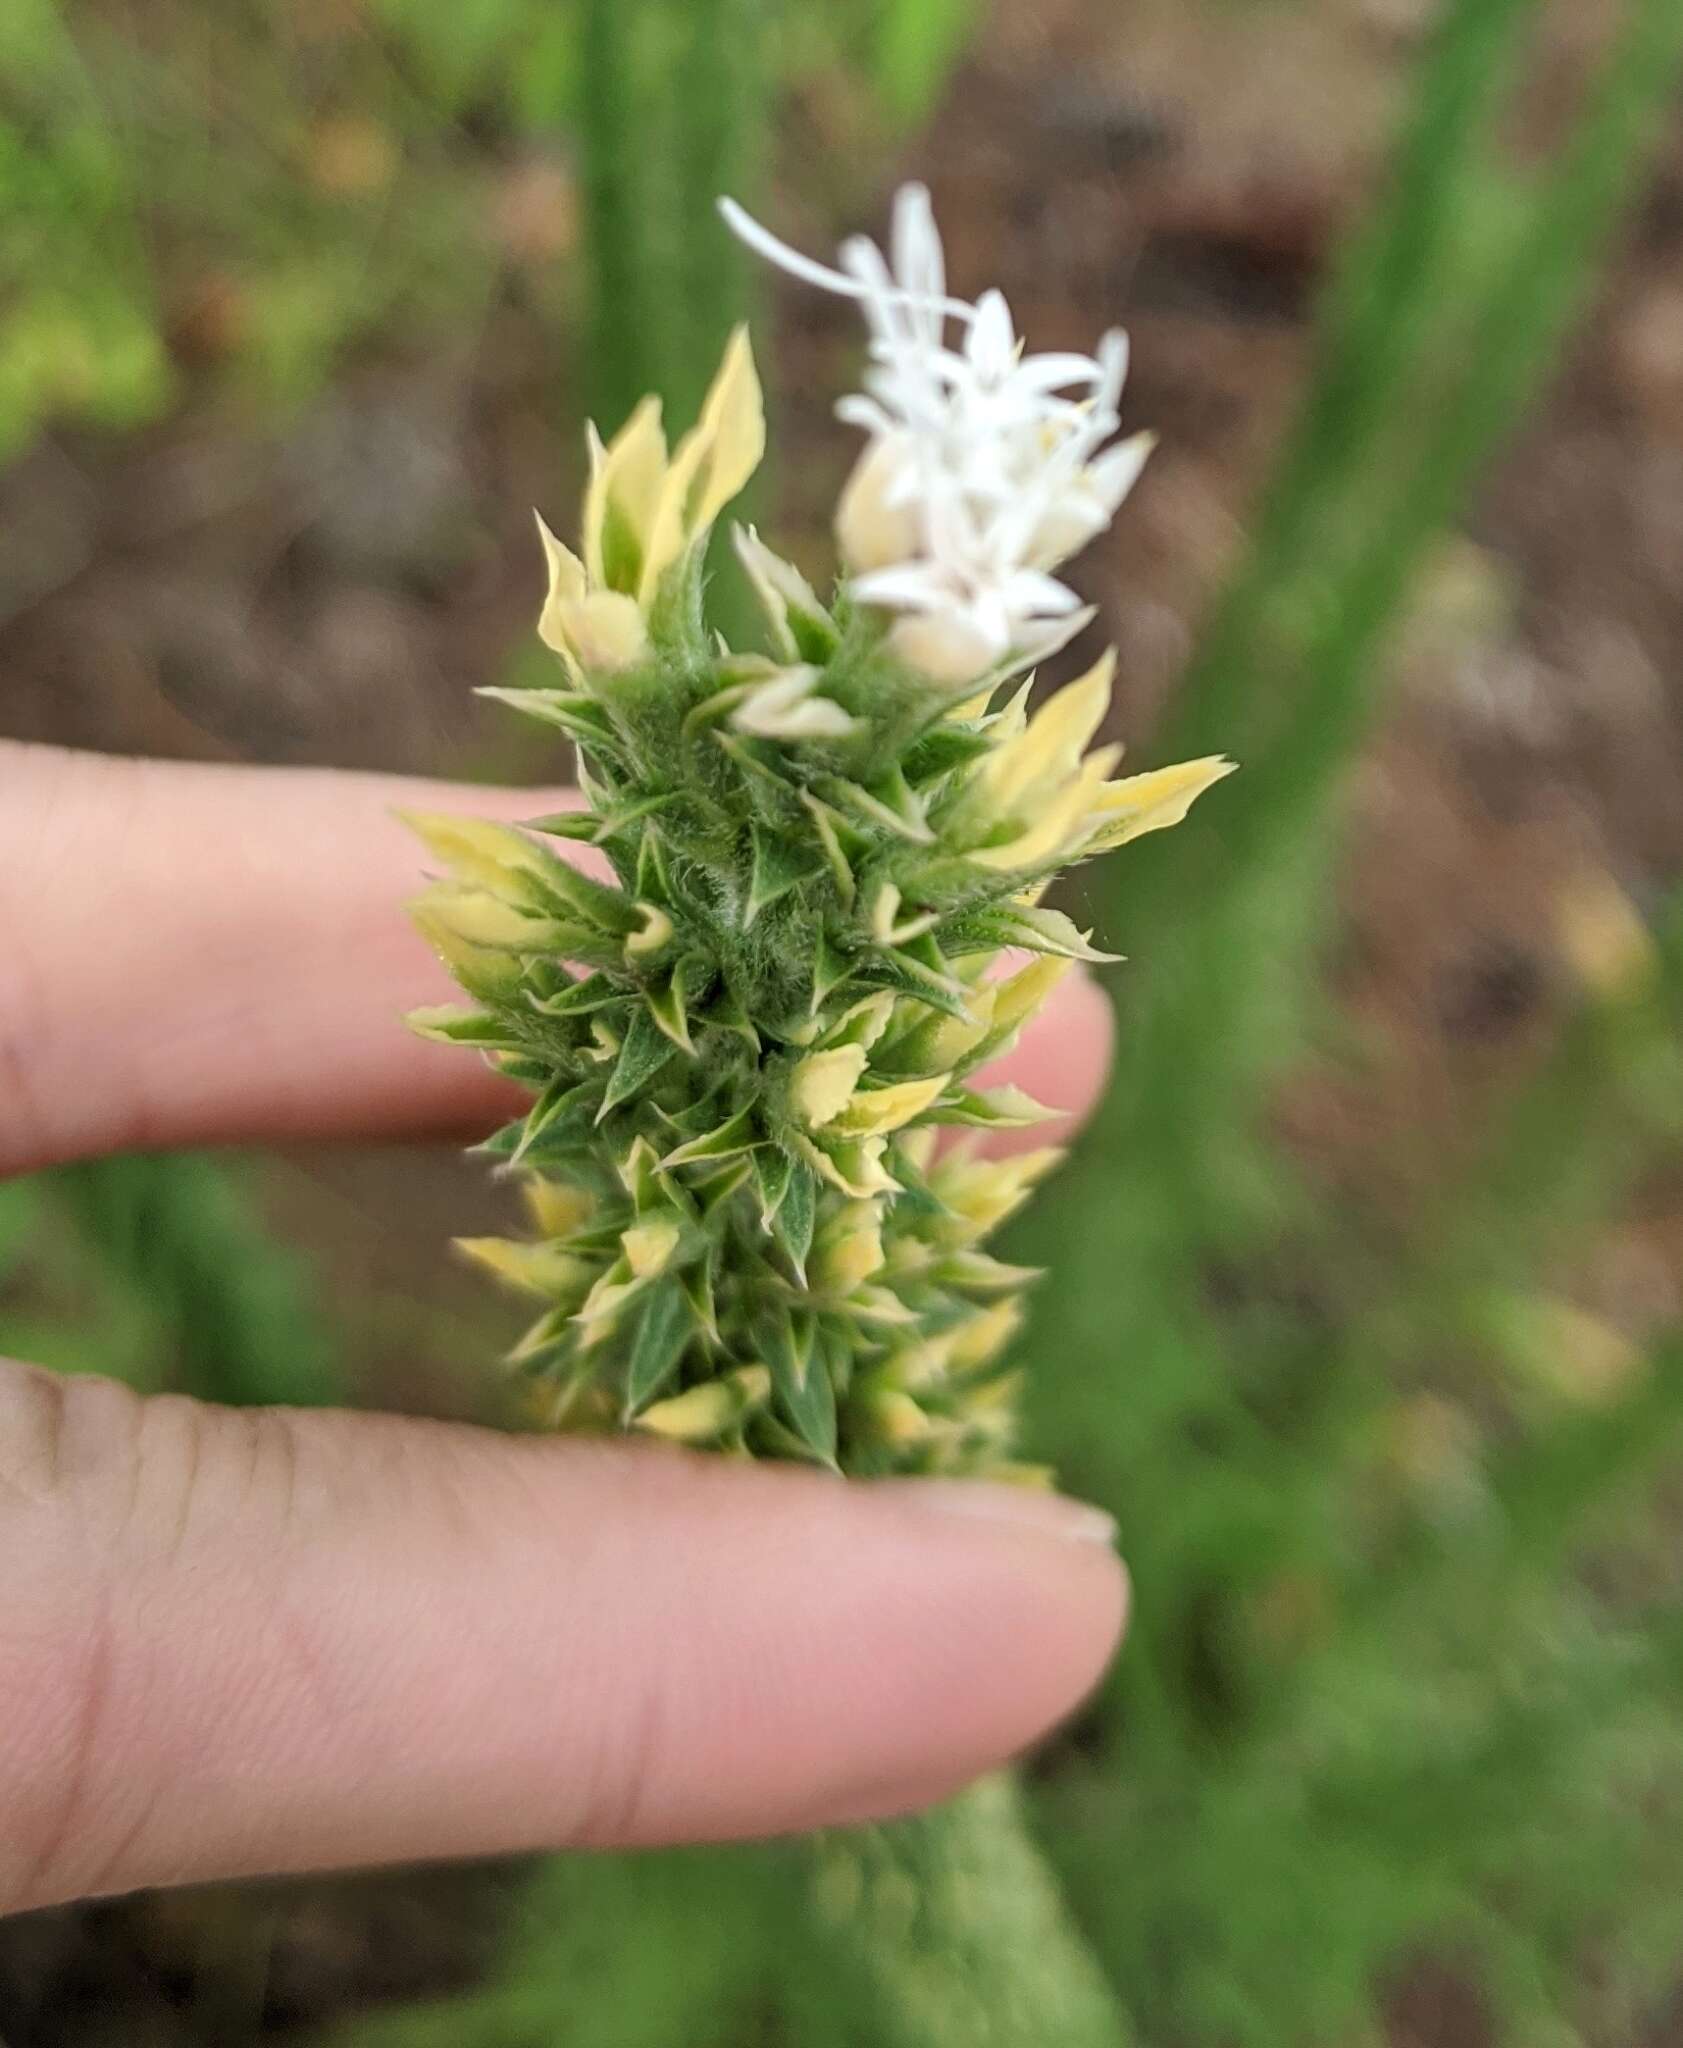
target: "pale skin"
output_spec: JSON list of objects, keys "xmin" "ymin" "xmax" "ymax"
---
[{"xmin": 0, "ymin": 741, "xmax": 1125, "ymax": 1915}]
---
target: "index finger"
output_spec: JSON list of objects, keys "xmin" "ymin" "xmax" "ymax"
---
[{"xmin": 0, "ymin": 745, "xmax": 1111, "ymax": 1175}]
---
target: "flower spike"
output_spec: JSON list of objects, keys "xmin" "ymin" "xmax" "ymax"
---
[{"xmin": 412, "ymin": 187, "xmax": 1233, "ymax": 1478}]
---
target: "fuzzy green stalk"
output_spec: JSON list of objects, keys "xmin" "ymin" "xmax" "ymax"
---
[{"xmin": 796, "ymin": 1776, "xmax": 1131, "ymax": 2047}]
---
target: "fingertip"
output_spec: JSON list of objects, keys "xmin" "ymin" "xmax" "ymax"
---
[
  {"xmin": 602, "ymin": 1455, "xmax": 1129, "ymax": 1841},
  {"xmin": 859, "ymin": 1477, "xmax": 1130, "ymax": 1781},
  {"xmin": 3, "ymin": 1398, "xmax": 1131, "ymax": 1902}
]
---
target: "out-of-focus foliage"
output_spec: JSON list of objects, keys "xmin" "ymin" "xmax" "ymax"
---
[
  {"xmin": 0, "ymin": 0, "xmax": 171, "ymax": 449},
  {"xmin": 0, "ymin": 1158, "xmax": 341, "ymax": 1407},
  {"xmin": 339, "ymin": 0, "xmax": 1683, "ymax": 2044},
  {"xmin": 1009, "ymin": 0, "xmax": 1683, "ymax": 2041},
  {"xmin": 335, "ymin": 1848, "xmax": 784, "ymax": 2048},
  {"xmin": 0, "ymin": 0, "xmax": 498, "ymax": 449},
  {"xmin": 873, "ymin": 0, "xmax": 982, "ymax": 124},
  {"xmin": 54, "ymin": 1157, "xmax": 344, "ymax": 1408},
  {"xmin": 575, "ymin": 0, "xmax": 771, "ymax": 430},
  {"xmin": 0, "ymin": 0, "xmax": 976, "ymax": 460},
  {"xmin": 8, "ymin": 0, "xmax": 1683, "ymax": 2043}
]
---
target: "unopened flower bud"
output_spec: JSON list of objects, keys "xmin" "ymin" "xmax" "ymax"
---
[
  {"xmin": 732, "ymin": 666, "xmax": 857, "ymax": 741},
  {"xmin": 637, "ymin": 1365, "xmax": 771, "ymax": 1442},
  {"xmin": 555, "ymin": 590, "xmax": 652, "ymax": 675},
  {"xmin": 790, "ymin": 1044, "xmax": 869, "ymax": 1129},
  {"xmin": 813, "ymin": 1201, "xmax": 886, "ymax": 1297},
  {"xmin": 947, "ymin": 1299, "xmax": 1024, "ymax": 1373},
  {"xmin": 865, "ymin": 1387, "xmax": 934, "ymax": 1448},
  {"xmin": 888, "ymin": 609, "xmax": 1004, "ymax": 686},
  {"xmin": 453, "ymin": 1236, "xmax": 593, "ymax": 1302},
  {"xmin": 836, "ymin": 434, "xmax": 923, "ymax": 575}
]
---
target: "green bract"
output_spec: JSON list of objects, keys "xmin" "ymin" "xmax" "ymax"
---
[{"xmin": 410, "ymin": 329, "xmax": 1231, "ymax": 1478}]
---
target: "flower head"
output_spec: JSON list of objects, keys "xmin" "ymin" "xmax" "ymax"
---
[
  {"xmin": 414, "ymin": 201, "xmax": 1233, "ymax": 1484},
  {"xmin": 721, "ymin": 185, "xmax": 1153, "ymax": 684}
]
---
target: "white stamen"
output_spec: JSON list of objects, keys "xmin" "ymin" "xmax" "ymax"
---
[{"xmin": 718, "ymin": 195, "xmax": 977, "ymax": 326}]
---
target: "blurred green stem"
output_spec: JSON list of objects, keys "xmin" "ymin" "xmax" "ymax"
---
[
  {"xmin": 579, "ymin": 0, "xmax": 650, "ymax": 433},
  {"xmin": 1111, "ymin": 0, "xmax": 1683, "ymax": 1134},
  {"xmin": 578, "ymin": 0, "xmax": 770, "ymax": 433},
  {"xmin": 52, "ymin": 1155, "xmax": 343, "ymax": 1410},
  {"xmin": 1176, "ymin": 0, "xmax": 1541, "ymax": 761}
]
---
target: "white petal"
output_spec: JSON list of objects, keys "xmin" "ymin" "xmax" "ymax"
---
[
  {"xmin": 1007, "ymin": 606, "xmax": 1100, "ymax": 672},
  {"xmin": 1024, "ymin": 496, "xmax": 1110, "ymax": 572},
  {"xmin": 1001, "ymin": 568, "xmax": 1084, "ymax": 618},
  {"xmin": 889, "ymin": 608, "xmax": 1007, "ymax": 684},
  {"xmin": 836, "ymin": 394, "xmax": 898, "ymax": 437},
  {"xmin": 853, "ymin": 562, "xmax": 954, "ymax": 612},
  {"xmin": 1012, "ymin": 353, "xmax": 1109, "ymax": 395},
  {"xmin": 733, "ymin": 667, "xmax": 858, "ymax": 741},
  {"xmin": 718, "ymin": 198, "xmax": 865, "ymax": 301},
  {"xmin": 892, "ymin": 182, "xmax": 947, "ymax": 344},
  {"xmin": 1086, "ymin": 431, "xmax": 1156, "ymax": 513},
  {"xmin": 1095, "ymin": 329, "xmax": 1130, "ymax": 410},
  {"xmin": 968, "ymin": 291, "xmax": 1018, "ymax": 380},
  {"xmin": 731, "ymin": 183, "xmax": 1154, "ymax": 663}
]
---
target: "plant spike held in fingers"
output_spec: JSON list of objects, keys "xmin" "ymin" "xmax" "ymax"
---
[{"xmin": 410, "ymin": 184, "xmax": 1234, "ymax": 1479}]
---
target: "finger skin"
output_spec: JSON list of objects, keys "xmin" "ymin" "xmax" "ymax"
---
[
  {"xmin": 0, "ymin": 744, "xmax": 563, "ymax": 1174},
  {"xmin": 0, "ymin": 1363, "xmax": 1126, "ymax": 1911},
  {"xmin": 0, "ymin": 744, "xmax": 1112, "ymax": 1174}
]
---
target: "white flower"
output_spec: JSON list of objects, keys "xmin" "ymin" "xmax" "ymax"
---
[{"xmin": 720, "ymin": 184, "xmax": 1152, "ymax": 683}]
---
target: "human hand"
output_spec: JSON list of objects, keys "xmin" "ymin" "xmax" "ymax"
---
[{"xmin": 0, "ymin": 742, "xmax": 1125, "ymax": 1915}]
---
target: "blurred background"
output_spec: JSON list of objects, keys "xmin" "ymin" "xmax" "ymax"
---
[{"xmin": 4, "ymin": 0, "xmax": 1683, "ymax": 2041}]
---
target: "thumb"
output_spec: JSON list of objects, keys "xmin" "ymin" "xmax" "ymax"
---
[{"xmin": 1, "ymin": 1364, "xmax": 1125, "ymax": 1911}]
